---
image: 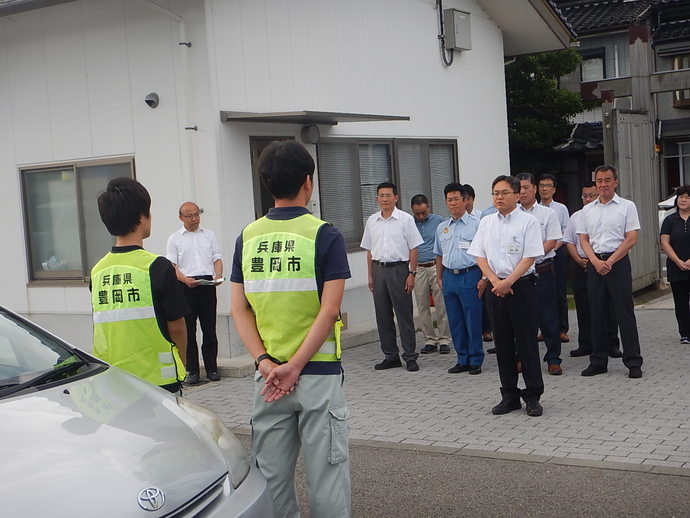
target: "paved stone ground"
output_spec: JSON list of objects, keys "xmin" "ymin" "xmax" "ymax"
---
[{"xmin": 186, "ymin": 294, "xmax": 690, "ymax": 472}]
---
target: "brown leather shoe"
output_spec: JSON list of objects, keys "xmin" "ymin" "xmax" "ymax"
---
[
  {"xmin": 560, "ymin": 332, "xmax": 570, "ymax": 343},
  {"xmin": 536, "ymin": 334, "xmax": 544, "ymax": 342},
  {"xmin": 516, "ymin": 360, "xmax": 523, "ymax": 373},
  {"xmin": 548, "ymin": 364, "xmax": 563, "ymax": 376},
  {"xmin": 482, "ymin": 332, "xmax": 493, "ymax": 342}
]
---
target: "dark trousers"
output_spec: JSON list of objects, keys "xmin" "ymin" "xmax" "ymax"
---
[
  {"xmin": 554, "ymin": 246, "xmax": 569, "ymax": 333},
  {"xmin": 372, "ymin": 262, "xmax": 418, "ymax": 362},
  {"xmin": 536, "ymin": 266, "xmax": 561, "ymax": 365},
  {"xmin": 486, "ymin": 276, "xmax": 544, "ymax": 402},
  {"xmin": 182, "ymin": 283, "xmax": 218, "ymax": 374},
  {"xmin": 572, "ymin": 264, "xmax": 619, "ymax": 353},
  {"xmin": 670, "ymin": 280, "xmax": 690, "ymax": 337},
  {"xmin": 481, "ymin": 293, "xmax": 492, "ymax": 334},
  {"xmin": 587, "ymin": 255, "xmax": 643, "ymax": 369}
]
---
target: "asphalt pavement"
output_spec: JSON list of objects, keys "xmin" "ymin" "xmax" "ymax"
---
[{"xmin": 187, "ymin": 292, "xmax": 690, "ymax": 516}]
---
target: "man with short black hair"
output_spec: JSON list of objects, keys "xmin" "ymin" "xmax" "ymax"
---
[
  {"xmin": 231, "ymin": 140, "xmax": 351, "ymax": 517},
  {"xmin": 577, "ymin": 165, "xmax": 643, "ymax": 378},
  {"xmin": 538, "ymin": 173, "xmax": 571, "ymax": 342},
  {"xmin": 90, "ymin": 177, "xmax": 188, "ymax": 394},
  {"xmin": 361, "ymin": 182, "xmax": 423, "ymax": 372},
  {"xmin": 463, "ymin": 184, "xmax": 481, "ymax": 220},
  {"xmin": 468, "ymin": 175, "xmax": 545, "ymax": 417},
  {"xmin": 410, "ymin": 194, "xmax": 451, "ymax": 355}
]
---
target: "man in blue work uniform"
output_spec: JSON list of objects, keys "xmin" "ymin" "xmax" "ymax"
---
[
  {"xmin": 434, "ymin": 183, "xmax": 485, "ymax": 374},
  {"xmin": 411, "ymin": 194, "xmax": 452, "ymax": 355},
  {"xmin": 230, "ymin": 140, "xmax": 351, "ymax": 517}
]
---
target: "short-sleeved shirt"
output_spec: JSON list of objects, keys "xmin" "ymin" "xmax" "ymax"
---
[
  {"xmin": 433, "ymin": 212, "xmax": 480, "ymax": 269},
  {"xmin": 166, "ymin": 227, "xmax": 222, "ymax": 277},
  {"xmin": 661, "ymin": 211, "xmax": 690, "ymax": 282},
  {"xmin": 519, "ymin": 203, "xmax": 562, "ymax": 263},
  {"xmin": 481, "ymin": 205, "xmax": 497, "ymax": 219},
  {"xmin": 468, "ymin": 207, "xmax": 544, "ymax": 278},
  {"xmin": 230, "ymin": 207, "xmax": 351, "ymax": 293},
  {"xmin": 576, "ymin": 193, "xmax": 641, "ymax": 253},
  {"xmin": 415, "ymin": 213, "xmax": 445, "ymax": 263},
  {"xmin": 360, "ymin": 207, "xmax": 423, "ymax": 262},
  {"xmin": 563, "ymin": 209, "xmax": 586, "ymax": 258},
  {"xmin": 540, "ymin": 200, "xmax": 570, "ymax": 233}
]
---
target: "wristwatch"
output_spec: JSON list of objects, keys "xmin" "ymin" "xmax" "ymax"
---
[
  {"xmin": 254, "ymin": 353, "xmax": 271, "ymax": 369},
  {"xmin": 481, "ymin": 276, "xmax": 489, "ymax": 282},
  {"xmin": 408, "ymin": 270, "xmax": 416, "ymax": 276}
]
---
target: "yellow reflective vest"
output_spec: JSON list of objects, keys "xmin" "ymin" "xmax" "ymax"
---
[
  {"xmin": 91, "ymin": 249, "xmax": 185, "ymax": 387},
  {"xmin": 242, "ymin": 214, "xmax": 342, "ymax": 364}
]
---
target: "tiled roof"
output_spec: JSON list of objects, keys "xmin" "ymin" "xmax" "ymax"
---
[
  {"xmin": 553, "ymin": 122, "xmax": 603, "ymax": 152},
  {"xmin": 654, "ymin": 19, "xmax": 690, "ymax": 43},
  {"xmin": 555, "ymin": 0, "xmax": 654, "ymax": 35}
]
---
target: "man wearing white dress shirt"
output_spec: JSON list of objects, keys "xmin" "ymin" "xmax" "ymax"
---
[
  {"xmin": 468, "ymin": 175, "xmax": 545, "ymax": 417},
  {"xmin": 538, "ymin": 174, "xmax": 571, "ymax": 342},
  {"xmin": 166, "ymin": 202, "xmax": 224, "ymax": 384},
  {"xmin": 361, "ymin": 182, "xmax": 424, "ymax": 372},
  {"xmin": 576, "ymin": 166, "xmax": 643, "ymax": 378},
  {"xmin": 517, "ymin": 173, "xmax": 564, "ymax": 375},
  {"xmin": 563, "ymin": 182, "xmax": 621, "ymax": 358}
]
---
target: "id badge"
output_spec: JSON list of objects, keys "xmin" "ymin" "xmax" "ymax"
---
[
  {"xmin": 458, "ymin": 241, "xmax": 470, "ymax": 250},
  {"xmin": 507, "ymin": 244, "xmax": 521, "ymax": 254}
]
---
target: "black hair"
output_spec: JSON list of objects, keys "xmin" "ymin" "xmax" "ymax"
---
[
  {"xmin": 463, "ymin": 184, "xmax": 475, "ymax": 199},
  {"xmin": 581, "ymin": 181, "xmax": 596, "ymax": 189},
  {"xmin": 257, "ymin": 140, "xmax": 315, "ymax": 200},
  {"xmin": 516, "ymin": 172, "xmax": 536, "ymax": 186},
  {"xmin": 444, "ymin": 182, "xmax": 467, "ymax": 197},
  {"xmin": 594, "ymin": 165, "xmax": 617, "ymax": 179},
  {"xmin": 491, "ymin": 175, "xmax": 520, "ymax": 193},
  {"xmin": 97, "ymin": 177, "xmax": 151, "ymax": 237},
  {"xmin": 410, "ymin": 194, "xmax": 429, "ymax": 206},
  {"xmin": 674, "ymin": 185, "xmax": 690, "ymax": 209},
  {"xmin": 377, "ymin": 182, "xmax": 398, "ymax": 195},
  {"xmin": 539, "ymin": 173, "xmax": 557, "ymax": 186}
]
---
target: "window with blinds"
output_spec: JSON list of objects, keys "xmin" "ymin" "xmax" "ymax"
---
[{"xmin": 317, "ymin": 139, "xmax": 457, "ymax": 247}]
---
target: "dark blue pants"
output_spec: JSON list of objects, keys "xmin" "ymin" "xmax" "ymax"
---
[
  {"xmin": 536, "ymin": 266, "xmax": 561, "ymax": 365},
  {"xmin": 442, "ymin": 267, "xmax": 484, "ymax": 367}
]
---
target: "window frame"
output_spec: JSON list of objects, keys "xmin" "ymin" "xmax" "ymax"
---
[
  {"xmin": 316, "ymin": 137, "xmax": 458, "ymax": 250},
  {"xmin": 20, "ymin": 156, "xmax": 136, "ymax": 284}
]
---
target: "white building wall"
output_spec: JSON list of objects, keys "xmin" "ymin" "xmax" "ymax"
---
[{"xmin": 0, "ymin": 0, "xmax": 510, "ymax": 354}]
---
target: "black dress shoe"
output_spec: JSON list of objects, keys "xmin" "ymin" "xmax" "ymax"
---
[
  {"xmin": 406, "ymin": 360, "xmax": 419, "ymax": 372},
  {"xmin": 187, "ymin": 372, "xmax": 200, "ymax": 385},
  {"xmin": 469, "ymin": 365, "xmax": 482, "ymax": 375},
  {"xmin": 207, "ymin": 370, "xmax": 221, "ymax": 382},
  {"xmin": 375, "ymin": 357, "xmax": 402, "ymax": 370},
  {"xmin": 569, "ymin": 348, "xmax": 591, "ymax": 357},
  {"xmin": 439, "ymin": 344, "xmax": 451, "ymax": 354},
  {"xmin": 525, "ymin": 400, "xmax": 543, "ymax": 417},
  {"xmin": 448, "ymin": 363, "xmax": 469, "ymax": 373},
  {"xmin": 581, "ymin": 365, "xmax": 607, "ymax": 376},
  {"xmin": 487, "ymin": 347, "xmax": 497, "ymax": 354},
  {"xmin": 628, "ymin": 367, "xmax": 642, "ymax": 378},
  {"xmin": 609, "ymin": 349, "xmax": 623, "ymax": 358},
  {"xmin": 491, "ymin": 399, "xmax": 522, "ymax": 415},
  {"xmin": 420, "ymin": 344, "xmax": 437, "ymax": 354}
]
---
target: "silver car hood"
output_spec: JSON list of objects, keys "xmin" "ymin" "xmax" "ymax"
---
[{"xmin": 0, "ymin": 366, "xmax": 229, "ymax": 517}]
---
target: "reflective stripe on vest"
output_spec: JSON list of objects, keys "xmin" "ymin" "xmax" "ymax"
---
[
  {"xmin": 91, "ymin": 249, "xmax": 185, "ymax": 387},
  {"xmin": 241, "ymin": 214, "xmax": 341, "ymax": 364}
]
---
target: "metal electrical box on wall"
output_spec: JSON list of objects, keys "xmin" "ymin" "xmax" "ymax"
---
[{"xmin": 443, "ymin": 9, "xmax": 471, "ymax": 51}]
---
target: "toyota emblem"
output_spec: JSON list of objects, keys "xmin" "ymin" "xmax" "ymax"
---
[{"xmin": 137, "ymin": 487, "xmax": 165, "ymax": 511}]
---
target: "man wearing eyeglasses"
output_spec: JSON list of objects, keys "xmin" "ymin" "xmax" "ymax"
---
[{"xmin": 166, "ymin": 202, "xmax": 224, "ymax": 384}]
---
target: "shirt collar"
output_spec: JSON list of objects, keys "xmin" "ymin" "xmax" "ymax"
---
[
  {"xmin": 519, "ymin": 202, "xmax": 537, "ymax": 213},
  {"xmin": 180, "ymin": 226, "xmax": 204, "ymax": 235},
  {"xmin": 594, "ymin": 193, "xmax": 621, "ymax": 206},
  {"xmin": 498, "ymin": 206, "xmax": 520, "ymax": 221},
  {"xmin": 376, "ymin": 207, "xmax": 401, "ymax": 220},
  {"xmin": 448, "ymin": 212, "xmax": 470, "ymax": 225}
]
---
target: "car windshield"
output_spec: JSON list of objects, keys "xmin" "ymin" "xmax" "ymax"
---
[{"xmin": 0, "ymin": 308, "xmax": 96, "ymax": 397}]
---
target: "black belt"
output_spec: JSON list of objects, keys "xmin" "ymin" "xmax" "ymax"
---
[
  {"xmin": 536, "ymin": 258, "xmax": 553, "ymax": 265},
  {"xmin": 373, "ymin": 260, "xmax": 407, "ymax": 267},
  {"xmin": 595, "ymin": 252, "xmax": 614, "ymax": 260},
  {"xmin": 447, "ymin": 264, "xmax": 479, "ymax": 275},
  {"xmin": 418, "ymin": 261, "xmax": 436, "ymax": 268},
  {"xmin": 192, "ymin": 275, "xmax": 214, "ymax": 280}
]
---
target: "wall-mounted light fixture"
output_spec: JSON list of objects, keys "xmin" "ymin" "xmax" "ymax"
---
[
  {"xmin": 144, "ymin": 93, "xmax": 159, "ymax": 109},
  {"xmin": 301, "ymin": 124, "xmax": 320, "ymax": 144}
]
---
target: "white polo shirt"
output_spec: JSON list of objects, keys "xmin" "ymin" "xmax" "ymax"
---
[
  {"xmin": 468, "ymin": 206, "xmax": 544, "ymax": 278},
  {"xmin": 360, "ymin": 207, "xmax": 423, "ymax": 262},
  {"xmin": 576, "ymin": 193, "xmax": 641, "ymax": 254},
  {"xmin": 166, "ymin": 227, "xmax": 222, "ymax": 277},
  {"xmin": 563, "ymin": 209, "xmax": 586, "ymax": 258},
  {"xmin": 540, "ymin": 200, "xmax": 570, "ymax": 233},
  {"xmin": 519, "ymin": 202, "xmax": 562, "ymax": 263}
]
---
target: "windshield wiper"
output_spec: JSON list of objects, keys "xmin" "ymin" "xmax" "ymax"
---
[{"xmin": 0, "ymin": 359, "xmax": 89, "ymax": 398}]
